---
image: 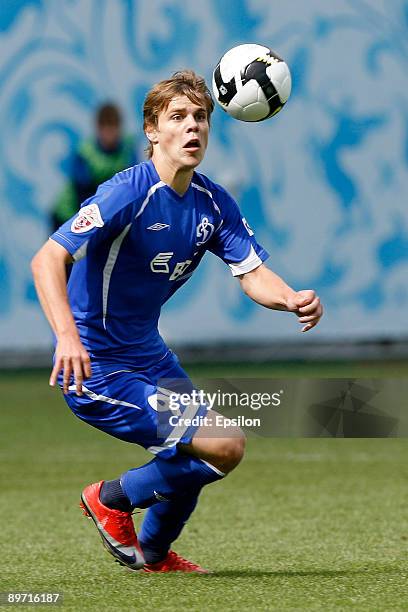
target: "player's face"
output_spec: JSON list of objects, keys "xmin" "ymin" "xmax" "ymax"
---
[{"xmin": 148, "ymin": 95, "xmax": 209, "ymax": 170}]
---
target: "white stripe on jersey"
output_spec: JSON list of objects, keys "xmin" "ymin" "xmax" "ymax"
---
[
  {"xmin": 102, "ymin": 180, "xmax": 165, "ymax": 330},
  {"xmin": 147, "ymin": 391, "xmax": 206, "ymax": 456},
  {"xmin": 102, "ymin": 223, "xmax": 132, "ymax": 330},
  {"xmin": 68, "ymin": 384, "xmax": 142, "ymax": 409},
  {"xmin": 201, "ymin": 460, "xmax": 225, "ymax": 477},
  {"xmin": 72, "ymin": 241, "xmax": 88, "ymax": 261},
  {"xmin": 53, "ymin": 232, "xmax": 77, "ymax": 251},
  {"xmin": 191, "ymin": 182, "xmax": 222, "ymax": 215},
  {"xmin": 228, "ymin": 244, "xmax": 263, "ymax": 276},
  {"xmin": 135, "ymin": 181, "xmax": 166, "ymax": 220}
]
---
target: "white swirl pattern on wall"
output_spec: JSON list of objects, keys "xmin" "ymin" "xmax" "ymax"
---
[{"xmin": 0, "ymin": 0, "xmax": 407, "ymax": 348}]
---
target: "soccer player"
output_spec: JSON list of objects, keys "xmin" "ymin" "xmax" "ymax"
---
[{"xmin": 31, "ymin": 70, "xmax": 323, "ymax": 573}]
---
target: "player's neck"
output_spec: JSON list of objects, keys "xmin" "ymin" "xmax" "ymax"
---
[{"xmin": 151, "ymin": 158, "xmax": 193, "ymax": 196}]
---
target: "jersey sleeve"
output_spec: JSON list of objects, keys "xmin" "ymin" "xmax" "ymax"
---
[
  {"xmin": 50, "ymin": 180, "xmax": 139, "ymax": 262},
  {"xmin": 207, "ymin": 187, "xmax": 269, "ymax": 276}
]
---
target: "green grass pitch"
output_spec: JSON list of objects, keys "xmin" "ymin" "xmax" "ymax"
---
[{"xmin": 1, "ymin": 362, "xmax": 408, "ymax": 611}]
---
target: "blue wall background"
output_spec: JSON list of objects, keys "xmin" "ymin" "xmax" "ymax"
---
[{"xmin": 0, "ymin": 0, "xmax": 407, "ymax": 349}]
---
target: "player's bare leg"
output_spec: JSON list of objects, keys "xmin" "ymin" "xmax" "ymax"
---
[{"xmin": 179, "ymin": 410, "xmax": 246, "ymax": 474}]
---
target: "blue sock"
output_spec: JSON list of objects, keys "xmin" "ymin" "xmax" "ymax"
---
[
  {"xmin": 120, "ymin": 453, "xmax": 223, "ymax": 509},
  {"xmin": 139, "ymin": 490, "xmax": 200, "ymax": 564}
]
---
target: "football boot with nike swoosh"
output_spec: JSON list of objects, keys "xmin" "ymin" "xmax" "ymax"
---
[{"xmin": 80, "ymin": 481, "xmax": 144, "ymax": 570}]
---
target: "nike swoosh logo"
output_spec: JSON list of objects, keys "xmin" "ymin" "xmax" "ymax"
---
[
  {"xmin": 103, "ymin": 539, "xmax": 140, "ymax": 566},
  {"xmin": 81, "ymin": 494, "xmax": 144, "ymax": 567}
]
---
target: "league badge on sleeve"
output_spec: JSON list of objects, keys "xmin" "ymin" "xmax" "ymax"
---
[{"xmin": 71, "ymin": 203, "xmax": 105, "ymax": 234}]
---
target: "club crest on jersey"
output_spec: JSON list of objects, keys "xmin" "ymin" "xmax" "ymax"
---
[
  {"xmin": 196, "ymin": 216, "xmax": 215, "ymax": 245},
  {"xmin": 71, "ymin": 203, "xmax": 104, "ymax": 234}
]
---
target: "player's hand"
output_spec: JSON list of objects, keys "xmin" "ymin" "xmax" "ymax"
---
[
  {"xmin": 50, "ymin": 333, "xmax": 92, "ymax": 395},
  {"xmin": 286, "ymin": 290, "xmax": 323, "ymax": 332}
]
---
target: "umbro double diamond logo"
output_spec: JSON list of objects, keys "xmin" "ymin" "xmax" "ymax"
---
[{"xmin": 147, "ymin": 223, "xmax": 170, "ymax": 231}]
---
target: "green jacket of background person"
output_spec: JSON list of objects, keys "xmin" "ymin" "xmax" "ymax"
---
[{"xmin": 51, "ymin": 103, "xmax": 139, "ymax": 232}]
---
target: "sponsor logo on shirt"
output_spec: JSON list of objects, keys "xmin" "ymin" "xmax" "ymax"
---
[
  {"xmin": 150, "ymin": 252, "xmax": 193, "ymax": 281},
  {"xmin": 71, "ymin": 203, "xmax": 104, "ymax": 234}
]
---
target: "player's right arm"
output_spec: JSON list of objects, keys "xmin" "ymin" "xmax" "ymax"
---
[{"xmin": 31, "ymin": 239, "xmax": 91, "ymax": 396}]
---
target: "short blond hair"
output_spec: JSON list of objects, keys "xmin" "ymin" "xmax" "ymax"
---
[{"xmin": 143, "ymin": 70, "xmax": 214, "ymax": 158}]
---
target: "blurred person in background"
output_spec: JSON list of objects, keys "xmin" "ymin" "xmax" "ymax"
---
[{"xmin": 51, "ymin": 103, "xmax": 139, "ymax": 231}]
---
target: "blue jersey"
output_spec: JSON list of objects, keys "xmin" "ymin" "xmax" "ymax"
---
[{"xmin": 51, "ymin": 159, "xmax": 269, "ymax": 367}]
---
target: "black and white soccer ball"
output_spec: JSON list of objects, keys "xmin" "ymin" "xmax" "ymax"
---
[{"xmin": 212, "ymin": 43, "xmax": 292, "ymax": 122}]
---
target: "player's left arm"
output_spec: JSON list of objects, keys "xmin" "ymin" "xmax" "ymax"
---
[{"xmin": 238, "ymin": 263, "xmax": 323, "ymax": 332}]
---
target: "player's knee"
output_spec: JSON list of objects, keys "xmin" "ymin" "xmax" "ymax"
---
[{"xmin": 215, "ymin": 431, "xmax": 246, "ymax": 473}]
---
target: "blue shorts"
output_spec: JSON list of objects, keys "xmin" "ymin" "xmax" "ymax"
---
[{"xmin": 61, "ymin": 351, "xmax": 208, "ymax": 459}]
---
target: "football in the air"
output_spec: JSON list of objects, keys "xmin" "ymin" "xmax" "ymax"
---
[{"xmin": 212, "ymin": 43, "xmax": 292, "ymax": 122}]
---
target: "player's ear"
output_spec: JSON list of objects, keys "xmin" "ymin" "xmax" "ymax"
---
[{"xmin": 145, "ymin": 124, "xmax": 159, "ymax": 145}]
